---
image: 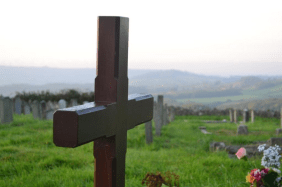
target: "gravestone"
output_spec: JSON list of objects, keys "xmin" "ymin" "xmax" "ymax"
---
[
  {"xmin": 40, "ymin": 100, "xmax": 46, "ymax": 119},
  {"xmin": 251, "ymin": 110, "xmax": 255, "ymax": 123},
  {"xmin": 0, "ymin": 97, "xmax": 13, "ymax": 124},
  {"xmin": 237, "ymin": 125, "xmax": 248, "ymax": 135},
  {"xmin": 155, "ymin": 95, "xmax": 163, "ymax": 136},
  {"xmin": 163, "ymin": 103, "xmax": 168, "ymax": 125},
  {"xmin": 14, "ymin": 97, "xmax": 22, "ymax": 115},
  {"xmin": 169, "ymin": 106, "xmax": 175, "ymax": 122},
  {"xmin": 229, "ymin": 109, "xmax": 233, "ymax": 122},
  {"xmin": 153, "ymin": 101, "xmax": 157, "ymax": 119},
  {"xmin": 269, "ymin": 138, "xmax": 282, "ymax": 146},
  {"xmin": 58, "ymin": 99, "xmax": 67, "ymax": 109},
  {"xmin": 243, "ymin": 109, "xmax": 249, "ymax": 123},
  {"xmin": 23, "ymin": 101, "xmax": 31, "ymax": 114},
  {"xmin": 281, "ymin": 107, "xmax": 282, "ymax": 128},
  {"xmin": 31, "ymin": 100, "xmax": 41, "ymax": 119},
  {"xmin": 234, "ymin": 110, "xmax": 237, "ymax": 123},
  {"xmin": 145, "ymin": 121, "xmax": 153, "ymax": 144},
  {"xmin": 70, "ymin": 99, "xmax": 78, "ymax": 107},
  {"xmin": 46, "ymin": 101, "xmax": 55, "ymax": 120},
  {"xmin": 53, "ymin": 16, "xmax": 153, "ymax": 187}
]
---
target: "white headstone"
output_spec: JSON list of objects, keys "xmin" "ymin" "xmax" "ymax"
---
[{"xmin": 58, "ymin": 99, "xmax": 67, "ymax": 109}]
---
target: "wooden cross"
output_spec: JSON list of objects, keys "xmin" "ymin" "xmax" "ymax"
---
[{"xmin": 53, "ymin": 16, "xmax": 153, "ymax": 187}]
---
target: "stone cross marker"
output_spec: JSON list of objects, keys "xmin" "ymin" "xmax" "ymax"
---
[{"xmin": 53, "ymin": 16, "xmax": 153, "ymax": 187}]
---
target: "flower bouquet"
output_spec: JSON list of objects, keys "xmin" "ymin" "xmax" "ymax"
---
[{"xmin": 236, "ymin": 144, "xmax": 282, "ymax": 187}]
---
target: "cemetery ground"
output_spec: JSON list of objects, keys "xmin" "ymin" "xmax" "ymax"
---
[{"xmin": 0, "ymin": 114, "xmax": 281, "ymax": 187}]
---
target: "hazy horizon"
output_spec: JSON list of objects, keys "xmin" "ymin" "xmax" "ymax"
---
[{"xmin": 1, "ymin": 0, "xmax": 282, "ymax": 77}]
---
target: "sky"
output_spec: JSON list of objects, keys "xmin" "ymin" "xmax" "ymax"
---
[{"xmin": 0, "ymin": 0, "xmax": 282, "ymax": 77}]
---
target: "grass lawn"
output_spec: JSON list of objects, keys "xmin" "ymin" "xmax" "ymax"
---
[{"xmin": 0, "ymin": 114, "xmax": 281, "ymax": 186}]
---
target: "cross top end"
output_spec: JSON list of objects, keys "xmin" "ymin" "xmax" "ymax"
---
[{"xmin": 95, "ymin": 16, "xmax": 129, "ymax": 105}]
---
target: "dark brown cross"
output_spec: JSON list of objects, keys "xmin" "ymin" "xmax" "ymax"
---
[{"xmin": 53, "ymin": 16, "xmax": 153, "ymax": 187}]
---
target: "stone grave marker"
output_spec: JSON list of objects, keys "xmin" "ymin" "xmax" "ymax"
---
[
  {"xmin": 53, "ymin": 16, "xmax": 153, "ymax": 187},
  {"xmin": 269, "ymin": 138, "xmax": 282, "ymax": 146},
  {"xmin": 237, "ymin": 125, "xmax": 248, "ymax": 135},
  {"xmin": 155, "ymin": 95, "xmax": 163, "ymax": 136},
  {"xmin": 169, "ymin": 106, "xmax": 175, "ymax": 122},
  {"xmin": 23, "ymin": 101, "xmax": 31, "ymax": 115},
  {"xmin": 46, "ymin": 101, "xmax": 55, "ymax": 120},
  {"xmin": 14, "ymin": 97, "xmax": 22, "ymax": 115},
  {"xmin": 70, "ymin": 99, "xmax": 78, "ymax": 107},
  {"xmin": 251, "ymin": 110, "xmax": 255, "ymax": 123},
  {"xmin": 234, "ymin": 110, "xmax": 237, "ymax": 123},
  {"xmin": 145, "ymin": 121, "xmax": 153, "ymax": 144},
  {"xmin": 31, "ymin": 100, "xmax": 41, "ymax": 119},
  {"xmin": 229, "ymin": 109, "xmax": 233, "ymax": 122},
  {"xmin": 40, "ymin": 100, "xmax": 47, "ymax": 119},
  {"xmin": 153, "ymin": 101, "xmax": 157, "ymax": 120},
  {"xmin": 0, "ymin": 97, "xmax": 13, "ymax": 124},
  {"xmin": 58, "ymin": 99, "xmax": 67, "ymax": 109},
  {"xmin": 163, "ymin": 103, "xmax": 168, "ymax": 125},
  {"xmin": 281, "ymin": 107, "xmax": 282, "ymax": 128},
  {"xmin": 243, "ymin": 109, "xmax": 249, "ymax": 123}
]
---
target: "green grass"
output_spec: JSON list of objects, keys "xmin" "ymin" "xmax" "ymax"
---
[{"xmin": 0, "ymin": 114, "xmax": 281, "ymax": 186}]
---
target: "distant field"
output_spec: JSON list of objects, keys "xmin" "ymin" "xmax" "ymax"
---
[{"xmin": 177, "ymin": 84, "xmax": 282, "ymax": 105}]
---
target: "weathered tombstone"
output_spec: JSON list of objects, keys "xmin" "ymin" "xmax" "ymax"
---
[
  {"xmin": 237, "ymin": 125, "xmax": 248, "ymax": 135},
  {"xmin": 46, "ymin": 101, "xmax": 55, "ymax": 120},
  {"xmin": 58, "ymin": 99, "xmax": 67, "ymax": 109},
  {"xmin": 23, "ymin": 101, "xmax": 31, "ymax": 114},
  {"xmin": 145, "ymin": 121, "xmax": 153, "ymax": 144},
  {"xmin": 234, "ymin": 110, "xmax": 237, "ymax": 123},
  {"xmin": 281, "ymin": 107, "xmax": 282, "ymax": 128},
  {"xmin": 14, "ymin": 97, "xmax": 22, "ymax": 115},
  {"xmin": 31, "ymin": 100, "xmax": 41, "ymax": 119},
  {"xmin": 251, "ymin": 110, "xmax": 255, "ymax": 123},
  {"xmin": 155, "ymin": 95, "xmax": 163, "ymax": 136},
  {"xmin": 0, "ymin": 97, "xmax": 13, "ymax": 124},
  {"xmin": 163, "ymin": 103, "xmax": 168, "ymax": 125},
  {"xmin": 170, "ymin": 106, "xmax": 175, "ymax": 122},
  {"xmin": 40, "ymin": 100, "xmax": 47, "ymax": 119},
  {"xmin": 269, "ymin": 138, "xmax": 282, "ymax": 146},
  {"xmin": 53, "ymin": 16, "xmax": 153, "ymax": 187},
  {"xmin": 229, "ymin": 109, "xmax": 234, "ymax": 122},
  {"xmin": 243, "ymin": 109, "xmax": 249, "ymax": 123},
  {"xmin": 153, "ymin": 101, "xmax": 157, "ymax": 119},
  {"xmin": 70, "ymin": 99, "xmax": 78, "ymax": 107}
]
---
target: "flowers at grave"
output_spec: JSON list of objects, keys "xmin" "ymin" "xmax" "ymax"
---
[
  {"xmin": 142, "ymin": 171, "xmax": 180, "ymax": 187},
  {"xmin": 236, "ymin": 147, "xmax": 247, "ymax": 159},
  {"xmin": 236, "ymin": 144, "xmax": 282, "ymax": 187}
]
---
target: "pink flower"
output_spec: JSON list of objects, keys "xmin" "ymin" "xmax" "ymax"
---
[{"xmin": 236, "ymin": 147, "xmax": 247, "ymax": 159}]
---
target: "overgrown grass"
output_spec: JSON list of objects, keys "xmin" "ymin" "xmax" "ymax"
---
[{"xmin": 0, "ymin": 114, "xmax": 281, "ymax": 186}]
